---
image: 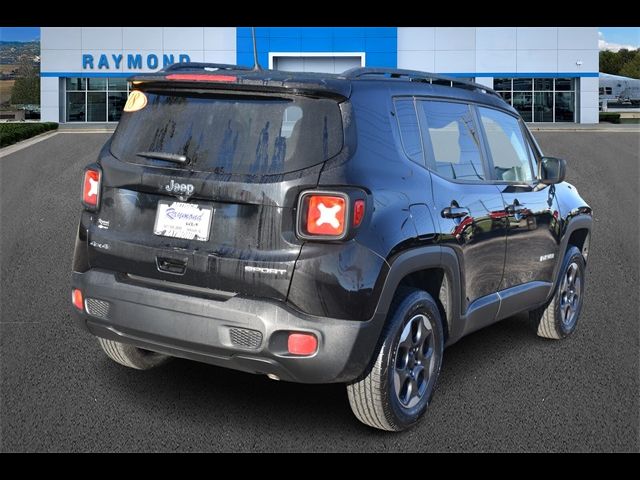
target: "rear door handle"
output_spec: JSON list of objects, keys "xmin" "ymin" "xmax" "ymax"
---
[
  {"xmin": 441, "ymin": 206, "xmax": 470, "ymax": 219},
  {"xmin": 156, "ymin": 256, "xmax": 187, "ymax": 275}
]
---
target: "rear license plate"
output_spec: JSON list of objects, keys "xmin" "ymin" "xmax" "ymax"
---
[{"xmin": 153, "ymin": 200, "xmax": 213, "ymax": 241}]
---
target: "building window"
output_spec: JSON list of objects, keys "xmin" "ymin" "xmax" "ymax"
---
[
  {"xmin": 493, "ymin": 77, "xmax": 576, "ymax": 123},
  {"xmin": 66, "ymin": 91, "xmax": 86, "ymax": 122},
  {"xmin": 65, "ymin": 77, "xmax": 130, "ymax": 122}
]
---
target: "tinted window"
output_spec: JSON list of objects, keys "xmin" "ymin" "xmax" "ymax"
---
[
  {"xmin": 494, "ymin": 78, "xmax": 512, "ymax": 90},
  {"xmin": 555, "ymin": 92, "xmax": 575, "ymax": 122},
  {"xmin": 513, "ymin": 92, "xmax": 532, "ymax": 122},
  {"xmin": 111, "ymin": 91, "xmax": 343, "ymax": 175},
  {"xmin": 420, "ymin": 101, "xmax": 485, "ymax": 181},
  {"xmin": 513, "ymin": 78, "xmax": 533, "ymax": 91},
  {"xmin": 478, "ymin": 107, "xmax": 533, "ymax": 183},
  {"xmin": 555, "ymin": 78, "xmax": 573, "ymax": 91},
  {"xmin": 66, "ymin": 78, "xmax": 86, "ymax": 91},
  {"xmin": 394, "ymin": 98, "xmax": 424, "ymax": 165},
  {"xmin": 534, "ymin": 78, "xmax": 553, "ymax": 91},
  {"xmin": 87, "ymin": 78, "xmax": 106, "ymax": 91},
  {"xmin": 108, "ymin": 78, "xmax": 128, "ymax": 91}
]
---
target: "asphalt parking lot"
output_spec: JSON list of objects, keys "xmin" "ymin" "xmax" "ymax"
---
[{"xmin": 1, "ymin": 128, "xmax": 638, "ymax": 452}]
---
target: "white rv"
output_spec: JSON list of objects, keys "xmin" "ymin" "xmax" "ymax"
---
[{"xmin": 599, "ymin": 72, "xmax": 640, "ymax": 107}]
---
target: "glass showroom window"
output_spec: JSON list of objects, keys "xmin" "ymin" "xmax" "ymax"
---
[
  {"xmin": 108, "ymin": 78, "xmax": 128, "ymax": 122},
  {"xmin": 493, "ymin": 78, "xmax": 576, "ymax": 123},
  {"xmin": 66, "ymin": 78, "xmax": 86, "ymax": 122},
  {"xmin": 65, "ymin": 77, "xmax": 130, "ymax": 122}
]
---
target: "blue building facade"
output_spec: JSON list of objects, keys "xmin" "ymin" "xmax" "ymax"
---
[{"xmin": 39, "ymin": 27, "xmax": 599, "ymax": 123}]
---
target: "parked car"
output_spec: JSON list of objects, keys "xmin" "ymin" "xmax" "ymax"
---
[{"xmin": 71, "ymin": 63, "xmax": 592, "ymax": 431}]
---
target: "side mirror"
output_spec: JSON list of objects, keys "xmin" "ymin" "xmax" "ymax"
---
[{"xmin": 538, "ymin": 156, "xmax": 567, "ymax": 185}]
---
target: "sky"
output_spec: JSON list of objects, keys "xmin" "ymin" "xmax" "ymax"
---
[
  {"xmin": 598, "ymin": 27, "xmax": 639, "ymax": 52},
  {"xmin": 0, "ymin": 26, "xmax": 638, "ymax": 50},
  {"xmin": 0, "ymin": 27, "xmax": 40, "ymax": 42}
]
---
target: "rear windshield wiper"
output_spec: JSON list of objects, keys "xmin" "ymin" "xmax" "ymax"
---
[{"xmin": 136, "ymin": 151, "xmax": 188, "ymax": 164}]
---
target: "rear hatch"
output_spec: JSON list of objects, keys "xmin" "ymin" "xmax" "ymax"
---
[{"xmin": 88, "ymin": 83, "xmax": 345, "ymax": 301}]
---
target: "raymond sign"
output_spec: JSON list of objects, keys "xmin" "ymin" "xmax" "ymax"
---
[{"xmin": 82, "ymin": 53, "xmax": 191, "ymax": 70}]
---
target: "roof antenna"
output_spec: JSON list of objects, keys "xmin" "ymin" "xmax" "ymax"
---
[{"xmin": 251, "ymin": 27, "xmax": 263, "ymax": 71}]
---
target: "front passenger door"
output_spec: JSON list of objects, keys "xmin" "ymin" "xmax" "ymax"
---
[{"xmin": 476, "ymin": 106, "xmax": 561, "ymax": 290}]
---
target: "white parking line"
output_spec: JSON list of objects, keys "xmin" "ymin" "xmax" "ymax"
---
[{"xmin": 59, "ymin": 130, "xmax": 115, "ymax": 134}]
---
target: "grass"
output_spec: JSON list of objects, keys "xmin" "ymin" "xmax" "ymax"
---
[
  {"xmin": 0, "ymin": 80, "xmax": 15, "ymax": 104},
  {"xmin": 0, "ymin": 122, "xmax": 59, "ymax": 148}
]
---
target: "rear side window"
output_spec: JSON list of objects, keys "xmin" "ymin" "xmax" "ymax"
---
[
  {"xmin": 419, "ymin": 100, "xmax": 485, "ymax": 181},
  {"xmin": 111, "ymin": 91, "xmax": 343, "ymax": 175},
  {"xmin": 478, "ymin": 107, "xmax": 533, "ymax": 183},
  {"xmin": 394, "ymin": 98, "xmax": 424, "ymax": 165}
]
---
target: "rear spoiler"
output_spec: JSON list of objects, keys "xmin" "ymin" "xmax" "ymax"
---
[{"xmin": 128, "ymin": 64, "xmax": 351, "ymax": 101}]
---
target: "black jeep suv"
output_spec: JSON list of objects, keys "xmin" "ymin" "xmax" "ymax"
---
[{"xmin": 71, "ymin": 63, "xmax": 592, "ymax": 431}]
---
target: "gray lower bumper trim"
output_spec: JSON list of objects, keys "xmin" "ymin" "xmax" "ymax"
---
[{"xmin": 72, "ymin": 269, "xmax": 384, "ymax": 383}]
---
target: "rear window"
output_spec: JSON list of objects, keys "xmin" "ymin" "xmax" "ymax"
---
[{"xmin": 110, "ymin": 90, "xmax": 343, "ymax": 175}]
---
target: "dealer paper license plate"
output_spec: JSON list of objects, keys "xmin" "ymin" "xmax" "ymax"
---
[{"xmin": 153, "ymin": 200, "xmax": 213, "ymax": 241}]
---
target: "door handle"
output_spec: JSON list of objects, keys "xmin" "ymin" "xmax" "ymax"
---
[
  {"xmin": 441, "ymin": 206, "xmax": 470, "ymax": 219},
  {"xmin": 506, "ymin": 203, "xmax": 526, "ymax": 215},
  {"xmin": 156, "ymin": 256, "xmax": 187, "ymax": 275}
]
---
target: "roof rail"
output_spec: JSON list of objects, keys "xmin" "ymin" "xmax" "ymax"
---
[
  {"xmin": 163, "ymin": 62, "xmax": 252, "ymax": 72},
  {"xmin": 340, "ymin": 67, "xmax": 503, "ymax": 99}
]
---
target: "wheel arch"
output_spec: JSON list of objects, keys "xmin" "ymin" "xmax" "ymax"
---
[
  {"xmin": 549, "ymin": 215, "xmax": 593, "ymax": 301},
  {"xmin": 371, "ymin": 246, "xmax": 462, "ymax": 346},
  {"xmin": 567, "ymin": 227, "xmax": 591, "ymax": 261}
]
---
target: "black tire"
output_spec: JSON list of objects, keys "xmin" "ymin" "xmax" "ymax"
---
[
  {"xmin": 531, "ymin": 246, "xmax": 586, "ymax": 339},
  {"xmin": 98, "ymin": 337, "xmax": 172, "ymax": 370},
  {"xmin": 347, "ymin": 288, "xmax": 444, "ymax": 431}
]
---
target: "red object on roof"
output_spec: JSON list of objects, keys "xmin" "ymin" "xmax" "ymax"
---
[{"xmin": 166, "ymin": 73, "xmax": 237, "ymax": 82}]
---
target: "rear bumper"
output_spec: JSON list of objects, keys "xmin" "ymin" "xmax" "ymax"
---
[{"xmin": 71, "ymin": 269, "xmax": 384, "ymax": 383}]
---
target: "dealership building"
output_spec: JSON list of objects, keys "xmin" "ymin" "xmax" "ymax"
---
[{"xmin": 39, "ymin": 27, "xmax": 599, "ymax": 124}]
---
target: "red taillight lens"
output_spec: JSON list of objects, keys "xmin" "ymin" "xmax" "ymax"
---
[
  {"xmin": 166, "ymin": 73, "xmax": 237, "ymax": 82},
  {"xmin": 82, "ymin": 168, "xmax": 101, "ymax": 208},
  {"xmin": 304, "ymin": 195, "xmax": 346, "ymax": 236},
  {"xmin": 72, "ymin": 289, "xmax": 84, "ymax": 310},
  {"xmin": 353, "ymin": 199, "xmax": 365, "ymax": 227},
  {"xmin": 287, "ymin": 333, "xmax": 318, "ymax": 356}
]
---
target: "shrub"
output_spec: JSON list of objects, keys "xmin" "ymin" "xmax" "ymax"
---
[
  {"xmin": 0, "ymin": 122, "xmax": 59, "ymax": 148},
  {"xmin": 599, "ymin": 112, "xmax": 621, "ymax": 124}
]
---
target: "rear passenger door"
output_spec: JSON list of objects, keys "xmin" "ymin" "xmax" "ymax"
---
[
  {"xmin": 415, "ymin": 99, "xmax": 507, "ymax": 309},
  {"xmin": 475, "ymin": 106, "xmax": 561, "ymax": 289}
]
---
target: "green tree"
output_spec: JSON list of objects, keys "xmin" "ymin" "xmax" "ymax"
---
[
  {"xmin": 619, "ymin": 50, "xmax": 640, "ymax": 79},
  {"xmin": 600, "ymin": 50, "xmax": 621, "ymax": 74},
  {"xmin": 599, "ymin": 49, "xmax": 639, "ymax": 76},
  {"xmin": 10, "ymin": 57, "xmax": 40, "ymax": 105}
]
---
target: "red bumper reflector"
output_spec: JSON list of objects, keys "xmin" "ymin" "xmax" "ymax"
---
[
  {"xmin": 353, "ymin": 199, "xmax": 365, "ymax": 226},
  {"xmin": 287, "ymin": 333, "xmax": 318, "ymax": 356},
  {"xmin": 72, "ymin": 289, "xmax": 84, "ymax": 310},
  {"xmin": 166, "ymin": 73, "xmax": 237, "ymax": 82}
]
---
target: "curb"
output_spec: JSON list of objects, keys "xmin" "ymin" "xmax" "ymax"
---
[
  {"xmin": 0, "ymin": 130, "xmax": 60, "ymax": 158},
  {"xmin": 529, "ymin": 128, "xmax": 640, "ymax": 132}
]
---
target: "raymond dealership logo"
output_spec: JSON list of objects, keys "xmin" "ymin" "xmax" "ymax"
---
[{"xmin": 81, "ymin": 53, "xmax": 191, "ymax": 70}]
